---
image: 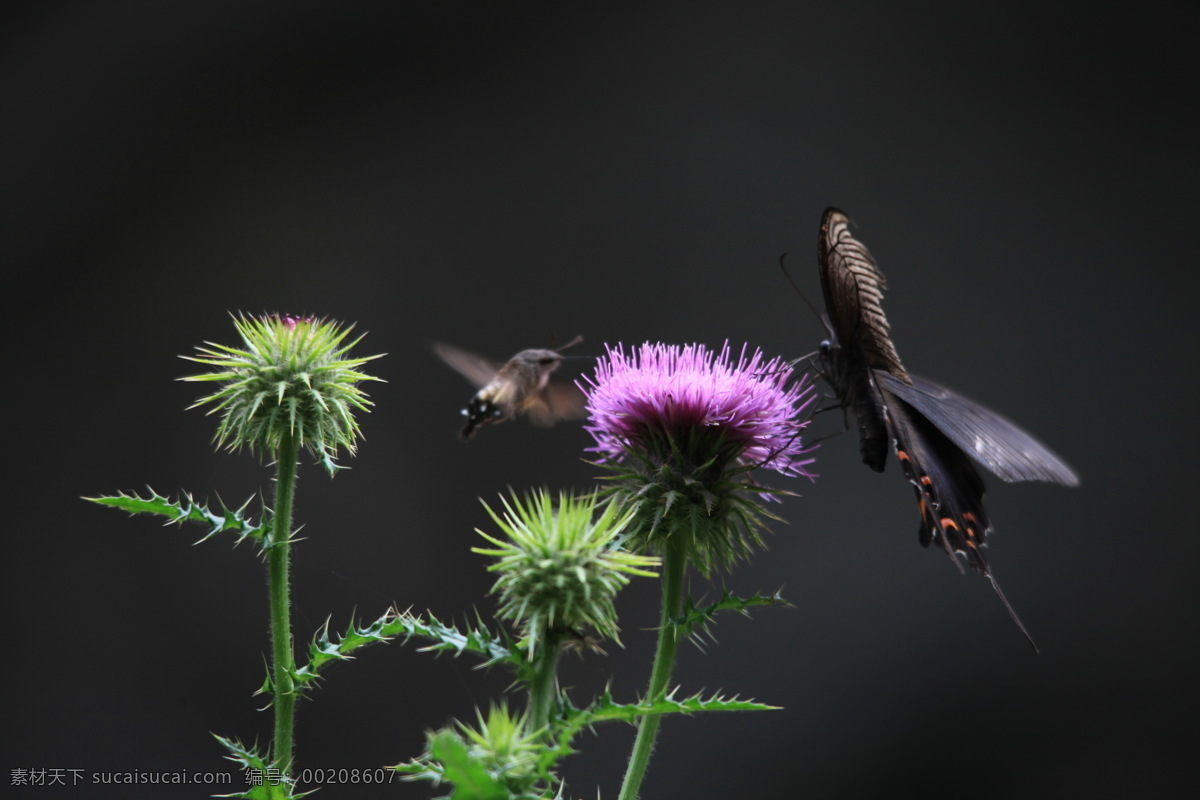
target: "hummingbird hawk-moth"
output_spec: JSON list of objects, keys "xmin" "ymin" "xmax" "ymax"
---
[{"xmin": 433, "ymin": 337, "xmax": 587, "ymax": 441}]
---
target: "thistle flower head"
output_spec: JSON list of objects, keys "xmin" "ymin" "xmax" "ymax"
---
[
  {"xmin": 580, "ymin": 341, "xmax": 816, "ymax": 572},
  {"xmin": 181, "ymin": 313, "xmax": 384, "ymax": 475},
  {"xmin": 473, "ymin": 489, "xmax": 660, "ymax": 656}
]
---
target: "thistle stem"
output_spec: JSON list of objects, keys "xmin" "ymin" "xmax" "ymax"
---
[
  {"xmin": 618, "ymin": 532, "xmax": 687, "ymax": 800},
  {"xmin": 268, "ymin": 433, "xmax": 299, "ymax": 775},
  {"xmin": 526, "ymin": 634, "xmax": 562, "ymax": 736}
]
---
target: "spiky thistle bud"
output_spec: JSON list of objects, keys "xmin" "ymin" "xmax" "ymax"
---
[
  {"xmin": 473, "ymin": 489, "xmax": 659, "ymax": 656},
  {"xmin": 180, "ymin": 313, "xmax": 383, "ymax": 474},
  {"xmin": 399, "ymin": 703, "xmax": 550, "ymax": 795},
  {"xmin": 456, "ymin": 703, "xmax": 542, "ymax": 779}
]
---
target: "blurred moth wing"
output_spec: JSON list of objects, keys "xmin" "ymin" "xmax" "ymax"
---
[{"xmin": 432, "ymin": 339, "xmax": 587, "ymax": 441}]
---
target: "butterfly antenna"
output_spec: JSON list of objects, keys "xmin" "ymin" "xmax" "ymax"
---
[
  {"xmin": 797, "ymin": 426, "xmax": 849, "ymax": 447},
  {"xmin": 779, "ymin": 252, "xmax": 826, "ymax": 328},
  {"xmin": 748, "ymin": 428, "xmax": 816, "ymax": 473},
  {"xmin": 754, "ymin": 350, "xmax": 819, "ymax": 383},
  {"xmin": 987, "ymin": 572, "xmax": 1040, "ymax": 654},
  {"xmin": 780, "ymin": 348, "xmax": 821, "ymax": 375},
  {"xmin": 749, "ymin": 390, "xmax": 825, "ymax": 470}
]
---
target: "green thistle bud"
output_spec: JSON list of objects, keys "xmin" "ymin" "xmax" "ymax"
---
[
  {"xmin": 457, "ymin": 703, "xmax": 542, "ymax": 781},
  {"xmin": 181, "ymin": 313, "xmax": 383, "ymax": 474},
  {"xmin": 400, "ymin": 704, "xmax": 550, "ymax": 795},
  {"xmin": 474, "ymin": 490, "xmax": 659, "ymax": 656}
]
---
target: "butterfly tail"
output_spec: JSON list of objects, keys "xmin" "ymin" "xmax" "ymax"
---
[
  {"xmin": 887, "ymin": 392, "xmax": 1038, "ymax": 649},
  {"xmin": 987, "ymin": 572, "xmax": 1039, "ymax": 653}
]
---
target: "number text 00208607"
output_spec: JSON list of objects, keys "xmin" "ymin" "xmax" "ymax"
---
[{"xmin": 296, "ymin": 768, "xmax": 398, "ymax": 785}]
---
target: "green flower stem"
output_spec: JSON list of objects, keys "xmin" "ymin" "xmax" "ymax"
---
[
  {"xmin": 526, "ymin": 635, "xmax": 562, "ymax": 736},
  {"xmin": 619, "ymin": 532, "xmax": 688, "ymax": 800},
  {"xmin": 268, "ymin": 432, "xmax": 299, "ymax": 775}
]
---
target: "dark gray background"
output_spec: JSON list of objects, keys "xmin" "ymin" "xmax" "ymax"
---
[{"xmin": 5, "ymin": 2, "xmax": 1195, "ymax": 798}]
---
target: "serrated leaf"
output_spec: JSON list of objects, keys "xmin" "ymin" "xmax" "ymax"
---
[
  {"xmin": 395, "ymin": 610, "xmax": 517, "ymax": 668},
  {"xmin": 85, "ymin": 488, "xmax": 268, "ymax": 547},
  {"xmin": 674, "ymin": 589, "xmax": 789, "ymax": 644},
  {"xmin": 294, "ymin": 607, "xmax": 408, "ymax": 688},
  {"xmin": 212, "ymin": 735, "xmax": 309, "ymax": 799},
  {"xmin": 582, "ymin": 687, "xmax": 779, "ymax": 724},
  {"xmin": 293, "ymin": 608, "xmax": 518, "ymax": 691},
  {"xmin": 538, "ymin": 688, "xmax": 778, "ymax": 774}
]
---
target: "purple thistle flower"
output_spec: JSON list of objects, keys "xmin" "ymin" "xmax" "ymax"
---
[
  {"xmin": 583, "ymin": 341, "xmax": 816, "ymax": 478},
  {"xmin": 580, "ymin": 342, "xmax": 817, "ymax": 572}
]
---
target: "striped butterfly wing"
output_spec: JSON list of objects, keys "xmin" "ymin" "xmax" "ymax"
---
[
  {"xmin": 817, "ymin": 207, "xmax": 908, "ymax": 471},
  {"xmin": 818, "ymin": 208, "xmax": 909, "ymax": 383}
]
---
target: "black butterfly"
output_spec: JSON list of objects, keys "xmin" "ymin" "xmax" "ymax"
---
[{"xmin": 814, "ymin": 207, "xmax": 1079, "ymax": 650}]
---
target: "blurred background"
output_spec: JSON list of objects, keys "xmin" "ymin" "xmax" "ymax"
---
[{"xmin": 4, "ymin": 2, "xmax": 1195, "ymax": 797}]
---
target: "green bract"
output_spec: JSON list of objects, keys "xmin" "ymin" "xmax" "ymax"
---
[
  {"xmin": 181, "ymin": 314, "xmax": 383, "ymax": 474},
  {"xmin": 474, "ymin": 490, "xmax": 659, "ymax": 655},
  {"xmin": 398, "ymin": 704, "xmax": 555, "ymax": 797}
]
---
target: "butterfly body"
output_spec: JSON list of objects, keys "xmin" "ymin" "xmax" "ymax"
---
[
  {"xmin": 814, "ymin": 208, "xmax": 1079, "ymax": 648},
  {"xmin": 433, "ymin": 340, "xmax": 587, "ymax": 441},
  {"xmin": 818, "ymin": 332, "xmax": 892, "ymax": 473}
]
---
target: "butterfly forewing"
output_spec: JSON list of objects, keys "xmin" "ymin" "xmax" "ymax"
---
[
  {"xmin": 818, "ymin": 208, "xmax": 909, "ymax": 382},
  {"xmin": 818, "ymin": 208, "xmax": 906, "ymax": 471}
]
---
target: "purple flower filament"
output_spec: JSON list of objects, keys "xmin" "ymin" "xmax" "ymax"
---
[{"xmin": 582, "ymin": 341, "xmax": 816, "ymax": 481}]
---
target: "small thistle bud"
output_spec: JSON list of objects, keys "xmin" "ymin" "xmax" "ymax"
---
[
  {"xmin": 580, "ymin": 341, "xmax": 817, "ymax": 573},
  {"xmin": 181, "ymin": 313, "xmax": 383, "ymax": 474},
  {"xmin": 458, "ymin": 703, "xmax": 542, "ymax": 779},
  {"xmin": 473, "ymin": 490, "xmax": 660, "ymax": 656},
  {"xmin": 402, "ymin": 704, "xmax": 547, "ymax": 794}
]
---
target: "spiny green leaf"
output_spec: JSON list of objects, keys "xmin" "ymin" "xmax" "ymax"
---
[
  {"xmin": 579, "ymin": 687, "xmax": 778, "ymax": 725},
  {"xmin": 294, "ymin": 607, "xmax": 411, "ymax": 688},
  {"xmin": 396, "ymin": 610, "xmax": 517, "ymax": 668},
  {"xmin": 674, "ymin": 589, "xmax": 790, "ymax": 644},
  {"xmin": 212, "ymin": 735, "xmax": 309, "ymax": 799},
  {"xmin": 292, "ymin": 608, "xmax": 519, "ymax": 692},
  {"xmin": 536, "ymin": 688, "xmax": 778, "ymax": 774},
  {"xmin": 85, "ymin": 488, "xmax": 268, "ymax": 547}
]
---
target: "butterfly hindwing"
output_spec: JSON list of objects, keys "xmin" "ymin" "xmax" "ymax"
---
[
  {"xmin": 881, "ymin": 380, "xmax": 991, "ymax": 572},
  {"xmin": 882, "ymin": 381, "xmax": 1041, "ymax": 649},
  {"xmin": 877, "ymin": 372, "xmax": 1080, "ymax": 486}
]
